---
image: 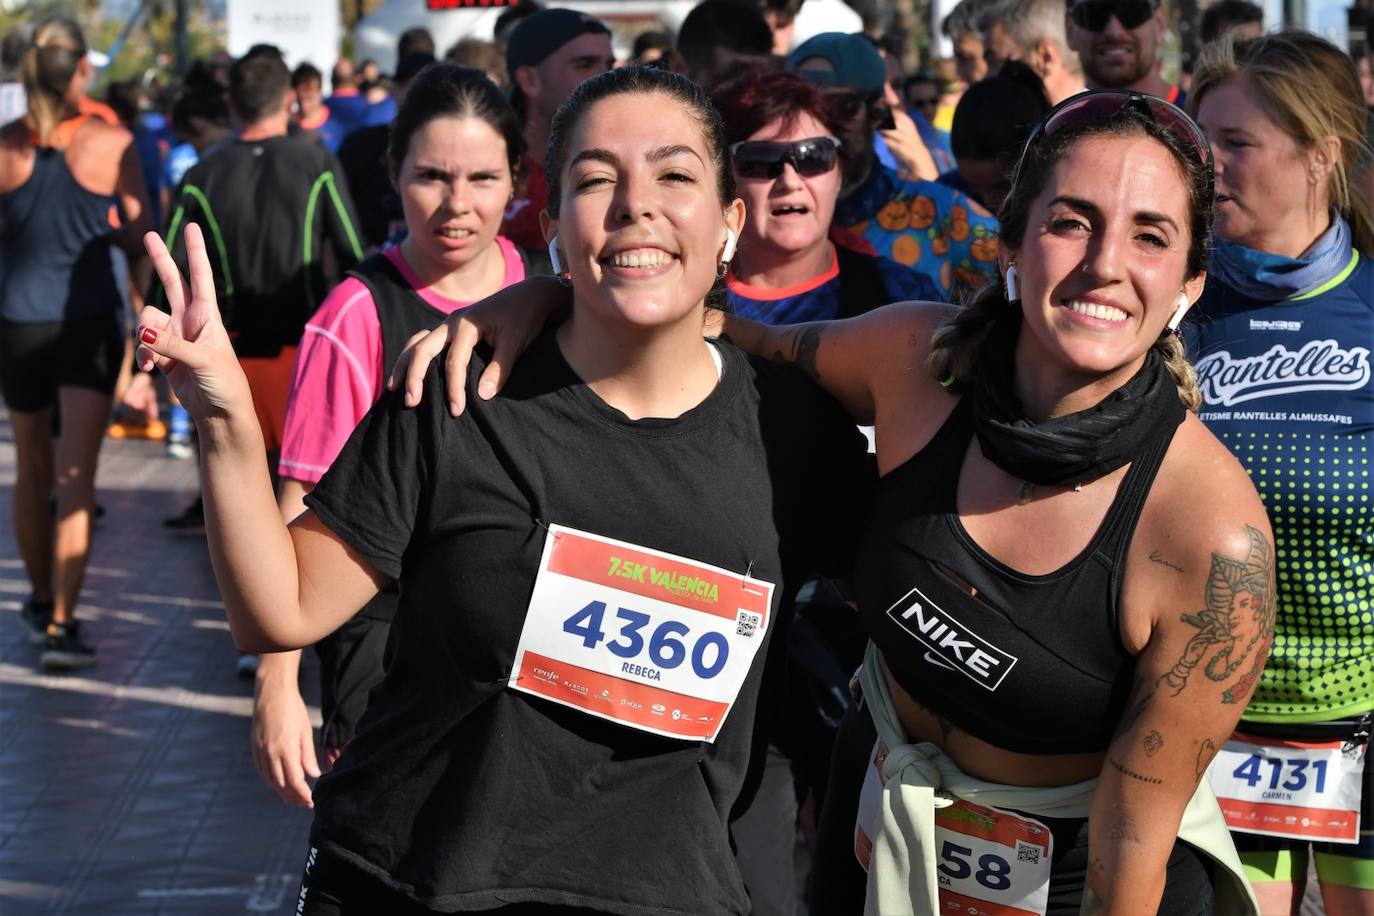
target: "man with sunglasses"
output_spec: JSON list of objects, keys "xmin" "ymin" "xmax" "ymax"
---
[
  {"xmin": 1066, "ymin": 0, "xmax": 1183, "ymax": 104},
  {"xmin": 786, "ymin": 33, "xmax": 1000, "ymax": 301}
]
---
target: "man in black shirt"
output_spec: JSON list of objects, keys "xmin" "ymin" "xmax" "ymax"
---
[
  {"xmin": 160, "ymin": 49, "xmax": 363, "ymax": 456},
  {"xmin": 158, "ymin": 50, "xmax": 363, "ymax": 616}
]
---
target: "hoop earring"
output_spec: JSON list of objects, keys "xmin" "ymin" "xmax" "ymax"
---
[{"xmin": 1004, "ymin": 265, "xmax": 1020, "ymax": 302}]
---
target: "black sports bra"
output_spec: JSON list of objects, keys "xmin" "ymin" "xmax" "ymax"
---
[{"xmin": 855, "ymin": 397, "xmax": 1180, "ymax": 754}]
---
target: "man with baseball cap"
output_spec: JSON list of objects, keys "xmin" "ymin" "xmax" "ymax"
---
[
  {"xmin": 786, "ymin": 32, "xmax": 999, "ymax": 301},
  {"xmin": 1066, "ymin": 0, "xmax": 1182, "ymax": 103},
  {"xmin": 501, "ymin": 8, "xmax": 614, "ymax": 250}
]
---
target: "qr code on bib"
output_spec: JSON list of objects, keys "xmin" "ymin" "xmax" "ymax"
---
[
  {"xmin": 1015, "ymin": 840, "xmax": 1041, "ymax": 865},
  {"xmin": 736, "ymin": 611, "xmax": 761, "ymax": 638}
]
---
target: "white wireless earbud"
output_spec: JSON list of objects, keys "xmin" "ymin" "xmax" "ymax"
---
[
  {"xmin": 1004, "ymin": 265, "xmax": 1020, "ymax": 302},
  {"xmin": 547, "ymin": 235, "xmax": 564, "ymax": 276},
  {"xmin": 1168, "ymin": 291, "xmax": 1192, "ymax": 331},
  {"xmin": 721, "ymin": 228, "xmax": 738, "ymax": 264}
]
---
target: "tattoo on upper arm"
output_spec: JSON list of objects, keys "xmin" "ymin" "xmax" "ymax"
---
[
  {"xmin": 1149, "ymin": 550, "xmax": 1184, "ymax": 573},
  {"xmin": 1158, "ymin": 525, "xmax": 1276, "ymax": 701},
  {"xmin": 1144, "ymin": 730, "xmax": 1163, "ymax": 756},
  {"xmin": 1196, "ymin": 738, "xmax": 1218, "ymax": 778},
  {"xmin": 1108, "ymin": 756, "xmax": 1163, "ymax": 786}
]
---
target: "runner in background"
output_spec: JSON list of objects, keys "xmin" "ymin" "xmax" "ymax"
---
[
  {"xmin": 1, "ymin": 16, "xmax": 151, "ymax": 669},
  {"xmin": 291, "ymin": 63, "xmax": 344, "ymax": 153},
  {"xmin": 136, "ymin": 65, "xmax": 871, "ymax": 914},
  {"xmin": 501, "ymin": 8, "xmax": 613, "ymax": 250},
  {"xmin": 712, "ymin": 66, "xmax": 939, "ymax": 323},
  {"xmin": 786, "ymin": 32, "xmax": 999, "ymax": 300},
  {"xmin": 155, "ymin": 48, "xmax": 363, "ymax": 686},
  {"xmin": 1066, "ymin": 0, "xmax": 1185, "ymax": 104},
  {"xmin": 938, "ymin": 60, "xmax": 1050, "ymax": 213},
  {"xmin": 1189, "ymin": 31, "xmax": 1374, "ymax": 915},
  {"xmin": 978, "ymin": 0, "xmax": 1086, "ymax": 104},
  {"xmin": 940, "ymin": 0, "xmax": 992, "ymax": 91},
  {"xmin": 251, "ymin": 64, "xmax": 544, "ymax": 807}
]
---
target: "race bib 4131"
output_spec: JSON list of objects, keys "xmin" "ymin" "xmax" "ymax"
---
[{"xmin": 508, "ymin": 525, "xmax": 775, "ymax": 742}]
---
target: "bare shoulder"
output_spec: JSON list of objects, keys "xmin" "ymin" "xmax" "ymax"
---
[
  {"xmin": 1150, "ymin": 413, "xmax": 1271, "ymax": 545},
  {"xmin": 66, "ymin": 119, "xmax": 134, "ymax": 195}
]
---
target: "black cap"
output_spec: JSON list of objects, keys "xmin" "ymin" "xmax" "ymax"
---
[{"xmin": 506, "ymin": 8, "xmax": 611, "ymax": 82}]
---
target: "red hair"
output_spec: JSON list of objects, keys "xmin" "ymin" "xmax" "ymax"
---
[{"xmin": 710, "ymin": 67, "xmax": 848, "ymax": 146}]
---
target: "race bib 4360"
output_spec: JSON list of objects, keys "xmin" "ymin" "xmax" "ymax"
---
[{"xmin": 508, "ymin": 525, "xmax": 775, "ymax": 742}]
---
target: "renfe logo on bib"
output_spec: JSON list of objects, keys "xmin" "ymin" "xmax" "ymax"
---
[
  {"xmin": 884, "ymin": 585, "xmax": 1017, "ymax": 691},
  {"xmin": 509, "ymin": 525, "xmax": 775, "ymax": 742}
]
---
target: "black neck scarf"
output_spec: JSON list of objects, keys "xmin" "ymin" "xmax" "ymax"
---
[{"xmin": 971, "ymin": 316, "xmax": 1185, "ymax": 486}]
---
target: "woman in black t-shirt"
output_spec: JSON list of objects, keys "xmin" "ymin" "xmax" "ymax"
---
[{"xmin": 132, "ymin": 67, "xmax": 870, "ymax": 915}]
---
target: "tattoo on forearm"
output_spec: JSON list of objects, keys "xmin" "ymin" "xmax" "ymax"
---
[
  {"xmin": 772, "ymin": 325, "xmax": 824, "ymax": 381},
  {"xmin": 1144, "ymin": 730, "xmax": 1163, "ymax": 756},
  {"xmin": 1196, "ymin": 738, "xmax": 1217, "ymax": 778},
  {"xmin": 1108, "ymin": 756, "xmax": 1163, "ymax": 785},
  {"xmin": 1149, "ymin": 550, "xmax": 1184, "ymax": 573},
  {"xmin": 1158, "ymin": 525, "xmax": 1276, "ymax": 699}
]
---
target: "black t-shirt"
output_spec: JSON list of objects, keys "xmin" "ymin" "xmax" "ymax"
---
[
  {"xmin": 304, "ymin": 323, "xmax": 871, "ymax": 913},
  {"xmin": 159, "ymin": 136, "xmax": 365, "ymax": 357}
]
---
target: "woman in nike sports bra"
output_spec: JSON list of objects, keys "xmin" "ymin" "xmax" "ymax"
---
[
  {"xmin": 0, "ymin": 17, "xmax": 151, "ymax": 670},
  {"xmin": 390, "ymin": 91, "xmax": 1274, "ymax": 914}
]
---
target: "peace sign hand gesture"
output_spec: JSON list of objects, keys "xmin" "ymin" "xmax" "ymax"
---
[{"xmin": 136, "ymin": 224, "xmax": 253, "ymax": 423}]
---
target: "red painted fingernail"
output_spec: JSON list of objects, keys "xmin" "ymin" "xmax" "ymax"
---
[{"xmin": 139, "ymin": 327, "xmax": 158, "ymax": 346}]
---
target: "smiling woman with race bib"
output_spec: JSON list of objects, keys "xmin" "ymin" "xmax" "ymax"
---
[
  {"xmin": 1188, "ymin": 32, "xmax": 1374, "ymax": 916},
  {"xmin": 131, "ymin": 66, "xmax": 871, "ymax": 915}
]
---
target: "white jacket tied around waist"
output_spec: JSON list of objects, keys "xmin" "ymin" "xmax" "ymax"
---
[{"xmin": 856, "ymin": 642, "xmax": 1260, "ymax": 916}]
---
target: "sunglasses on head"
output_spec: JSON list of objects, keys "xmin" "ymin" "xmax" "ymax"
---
[
  {"xmin": 730, "ymin": 136, "xmax": 842, "ymax": 180},
  {"xmin": 1069, "ymin": 0, "xmax": 1158, "ymax": 31},
  {"xmin": 1008, "ymin": 89, "xmax": 1212, "ymax": 194}
]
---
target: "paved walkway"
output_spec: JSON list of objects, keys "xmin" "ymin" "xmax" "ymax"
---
[{"xmin": 0, "ymin": 416, "xmax": 317, "ymax": 914}]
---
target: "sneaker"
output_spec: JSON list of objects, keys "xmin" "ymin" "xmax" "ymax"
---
[
  {"xmin": 163, "ymin": 498, "xmax": 205, "ymax": 537},
  {"xmin": 236, "ymin": 653, "xmax": 259, "ymax": 679},
  {"xmin": 40, "ymin": 621, "xmax": 96, "ymax": 670},
  {"xmin": 165, "ymin": 435, "xmax": 194, "ymax": 459},
  {"xmin": 19, "ymin": 600, "xmax": 53, "ymax": 645}
]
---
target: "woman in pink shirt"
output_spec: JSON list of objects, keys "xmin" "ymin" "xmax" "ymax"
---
[{"xmin": 250, "ymin": 64, "xmax": 546, "ymax": 806}]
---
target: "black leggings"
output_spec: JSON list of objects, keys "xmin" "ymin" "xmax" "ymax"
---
[{"xmin": 809, "ymin": 705, "xmax": 1217, "ymax": 915}]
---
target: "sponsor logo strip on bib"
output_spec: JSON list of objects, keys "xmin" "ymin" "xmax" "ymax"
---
[
  {"xmin": 1208, "ymin": 731, "xmax": 1366, "ymax": 844},
  {"xmin": 509, "ymin": 525, "xmax": 774, "ymax": 743}
]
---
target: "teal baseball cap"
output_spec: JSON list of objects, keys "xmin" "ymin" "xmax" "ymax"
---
[{"xmin": 785, "ymin": 33, "xmax": 886, "ymax": 97}]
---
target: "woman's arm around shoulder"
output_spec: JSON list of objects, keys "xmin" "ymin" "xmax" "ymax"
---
[
  {"xmin": 1086, "ymin": 415, "xmax": 1275, "ymax": 914},
  {"xmin": 720, "ymin": 298, "xmax": 957, "ymax": 425}
]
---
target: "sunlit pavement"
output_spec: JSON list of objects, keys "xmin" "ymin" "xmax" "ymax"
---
[{"xmin": 0, "ymin": 415, "xmax": 318, "ymax": 914}]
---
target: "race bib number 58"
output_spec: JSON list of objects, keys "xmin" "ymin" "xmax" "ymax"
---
[{"xmin": 509, "ymin": 525, "xmax": 775, "ymax": 742}]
